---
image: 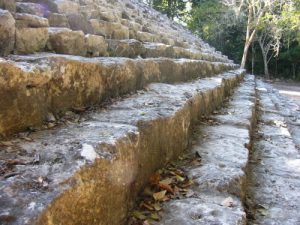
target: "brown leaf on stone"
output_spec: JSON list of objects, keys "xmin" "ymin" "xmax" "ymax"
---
[
  {"xmin": 142, "ymin": 220, "xmax": 151, "ymax": 225},
  {"xmin": 180, "ymin": 179, "xmax": 194, "ymax": 188},
  {"xmin": 149, "ymin": 173, "xmax": 161, "ymax": 185},
  {"xmin": 159, "ymin": 178, "xmax": 173, "ymax": 185},
  {"xmin": 162, "ymin": 195, "xmax": 170, "ymax": 202},
  {"xmin": 153, "ymin": 203, "xmax": 162, "ymax": 211},
  {"xmin": 72, "ymin": 106, "xmax": 87, "ymax": 113},
  {"xmin": 158, "ymin": 183, "xmax": 174, "ymax": 194},
  {"xmin": 153, "ymin": 190, "xmax": 167, "ymax": 201},
  {"xmin": 0, "ymin": 214, "xmax": 16, "ymax": 222},
  {"xmin": 141, "ymin": 202, "xmax": 154, "ymax": 211},
  {"xmin": 191, "ymin": 159, "xmax": 201, "ymax": 166},
  {"xmin": 149, "ymin": 213, "xmax": 160, "ymax": 221},
  {"xmin": 0, "ymin": 141, "xmax": 14, "ymax": 146},
  {"xmin": 175, "ymin": 175, "xmax": 185, "ymax": 182},
  {"xmin": 185, "ymin": 190, "xmax": 195, "ymax": 198},
  {"xmin": 132, "ymin": 211, "xmax": 147, "ymax": 220},
  {"xmin": 6, "ymin": 159, "xmax": 26, "ymax": 166},
  {"xmin": 22, "ymin": 137, "xmax": 33, "ymax": 142}
]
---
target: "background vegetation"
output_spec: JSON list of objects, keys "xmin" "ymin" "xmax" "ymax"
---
[{"xmin": 144, "ymin": 0, "xmax": 300, "ymax": 80}]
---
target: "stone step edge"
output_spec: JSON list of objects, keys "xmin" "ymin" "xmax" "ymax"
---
[
  {"xmin": 0, "ymin": 53, "xmax": 238, "ymax": 137},
  {"xmin": 245, "ymin": 81, "xmax": 300, "ymax": 224},
  {"xmin": 0, "ymin": 69, "xmax": 245, "ymax": 225},
  {"xmin": 154, "ymin": 74, "xmax": 257, "ymax": 225},
  {"xmin": 106, "ymin": 39, "xmax": 231, "ymax": 63}
]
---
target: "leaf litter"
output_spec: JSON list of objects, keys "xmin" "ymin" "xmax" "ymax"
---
[{"xmin": 128, "ymin": 153, "xmax": 201, "ymax": 225}]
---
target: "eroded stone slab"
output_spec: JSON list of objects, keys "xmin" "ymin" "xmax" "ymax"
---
[
  {"xmin": 0, "ymin": 53, "xmax": 237, "ymax": 136},
  {"xmin": 0, "ymin": 9, "xmax": 15, "ymax": 56},
  {"xmin": 0, "ymin": 70, "xmax": 244, "ymax": 225},
  {"xmin": 246, "ymin": 80, "xmax": 300, "ymax": 225},
  {"xmin": 156, "ymin": 197, "xmax": 246, "ymax": 225},
  {"xmin": 155, "ymin": 75, "xmax": 256, "ymax": 225}
]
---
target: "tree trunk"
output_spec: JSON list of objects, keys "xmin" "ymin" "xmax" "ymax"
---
[
  {"xmin": 262, "ymin": 53, "xmax": 270, "ymax": 79},
  {"xmin": 292, "ymin": 63, "xmax": 296, "ymax": 79},
  {"xmin": 275, "ymin": 58, "xmax": 278, "ymax": 77},
  {"xmin": 241, "ymin": 4, "xmax": 264, "ymax": 69},
  {"xmin": 241, "ymin": 41, "xmax": 251, "ymax": 69},
  {"xmin": 251, "ymin": 43, "xmax": 255, "ymax": 74},
  {"xmin": 241, "ymin": 6, "xmax": 257, "ymax": 69},
  {"xmin": 258, "ymin": 37, "xmax": 270, "ymax": 79}
]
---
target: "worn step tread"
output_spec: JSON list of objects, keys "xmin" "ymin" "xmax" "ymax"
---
[
  {"xmin": 154, "ymin": 75, "xmax": 256, "ymax": 225},
  {"xmin": 107, "ymin": 39, "xmax": 231, "ymax": 63},
  {"xmin": 0, "ymin": 53, "xmax": 238, "ymax": 136},
  {"xmin": 247, "ymin": 81, "xmax": 300, "ymax": 225},
  {"xmin": 0, "ymin": 69, "xmax": 244, "ymax": 225}
]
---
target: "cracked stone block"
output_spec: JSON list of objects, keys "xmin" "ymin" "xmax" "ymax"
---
[
  {"xmin": 16, "ymin": 27, "xmax": 48, "ymax": 54},
  {"xmin": 15, "ymin": 13, "xmax": 49, "ymax": 28},
  {"xmin": 47, "ymin": 27, "xmax": 87, "ymax": 56},
  {"xmin": 16, "ymin": 2, "xmax": 47, "ymax": 17},
  {"xmin": 85, "ymin": 34, "xmax": 108, "ymax": 57},
  {"xmin": 0, "ymin": 9, "xmax": 15, "ymax": 56},
  {"xmin": 0, "ymin": 0, "xmax": 15, "ymax": 12},
  {"xmin": 47, "ymin": 13, "xmax": 69, "ymax": 28}
]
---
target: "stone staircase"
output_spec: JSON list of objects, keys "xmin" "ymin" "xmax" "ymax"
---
[{"xmin": 0, "ymin": 0, "xmax": 300, "ymax": 225}]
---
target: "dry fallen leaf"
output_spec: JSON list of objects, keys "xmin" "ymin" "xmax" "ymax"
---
[
  {"xmin": 150, "ymin": 213, "xmax": 160, "ymax": 221},
  {"xmin": 153, "ymin": 203, "xmax": 162, "ymax": 211},
  {"xmin": 159, "ymin": 178, "xmax": 173, "ymax": 186},
  {"xmin": 132, "ymin": 211, "xmax": 147, "ymax": 220},
  {"xmin": 185, "ymin": 190, "xmax": 195, "ymax": 198},
  {"xmin": 257, "ymin": 208, "xmax": 268, "ymax": 216},
  {"xmin": 149, "ymin": 173, "xmax": 161, "ymax": 185},
  {"xmin": 158, "ymin": 183, "xmax": 174, "ymax": 194},
  {"xmin": 142, "ymin": 220, "xmax": 151, "ymax": 225},
  {"xmin": 153, "ymin": 190, "xmax": 167, "ymax": 201},
  {"xmin": 0, "ymin": 141, "xmax": 14, "ymax": 146},
  {"xmin": 175, "ymin": 175, "xmax": 185, "ymax": 182},
  {"xmin": 22, "ymin": 137, "xmax": 33, "ymax": 142},
  {"xmin": 128, "ymin": 153, "xmax": 199, "ymax": 224},
  {"xmin": 141, "ymin": 202, "xmax": 154, "ymax": 211}
]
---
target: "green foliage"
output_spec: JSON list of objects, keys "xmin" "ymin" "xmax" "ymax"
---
[
  {"xmin": 146, "ymin": 0, "xmax": 300, "ymax": 80},
  {"xmin": 188, "ymin": 0, "xmax": 300, "ymax": 79},
  {"xmin": 149, "ymin": 0, "xmax": 188, "ymax": 20},
  {"xmin": 187, "ymin": 0, "xmax": 245, "ymax": 63}
]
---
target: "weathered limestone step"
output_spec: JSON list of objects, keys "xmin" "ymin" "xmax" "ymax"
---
[
  {"xmin": 15, "ymin": 13, "xmax": 49, "ymax": 54},
  {"xmin": 155, "ymin": 75, "xmax": 256, "ymax": 225},
  {"xmin": 246, "ymin": 80, "xmax": 300, "ymax": 225},
  {"xmin": 267, "ymin": 86, "xmax": 300, "ymax": 149},
  {"xmin": 0, "ymin": 69, "xmax": 244, "ymax": 225},
  {"xmin": 107, "ymin": 39, "xmax": 230, "ymax": 63},
  {"xmin": 90, "ymin": 18, "xmax": 130, "ymax": 39},
  {"xmin": 0, "ymin": 9, "xmax": 15, "ymax": 56},
  {"xmin": 0, "ymin": 53, "xmax": 238, "ymax": 137},
  {"xmin": 16, "ymin": 2, "xmax": 47, "ymax": 17},
  {"xmin": 0, "ymin": 0, "xmax": 232, "ymax": 62}
]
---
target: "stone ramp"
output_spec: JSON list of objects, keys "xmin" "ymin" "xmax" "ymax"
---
[
  {"xmin": 0, "ymin": 53, "xmax": 237, "ymax": 136},
  {"xmin": 153, "ymin": 75, "xmax": 256, "ymax": 225},
  {"xmin": 246, "ymin": 81, "xmax": 300, "ymax": 225},
  {"xmin": 0, "ymin": 69, "xmax": 245, "ymax": 225}
]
